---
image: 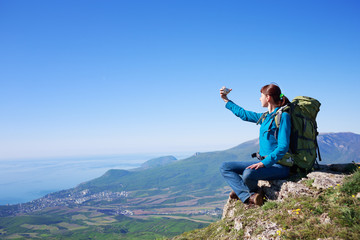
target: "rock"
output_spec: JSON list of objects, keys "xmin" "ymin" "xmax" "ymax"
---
[
  {"xmin": 233, "ymin": 217, "xmax": 243, "ymax": 231},
  {"xmin": 219, "ymin": 164, "xmax": 356, "ymax": 240},
  {"xmin": 258, "ymin": 178, "xmax": 313, "ymax": 201},
  {"xmin": 220, "ymin": 165, "xmax": 353, "ymax": 239},
  {"xmin": 306, "ymin": 172, "xmax": 345, "ymax": 190},
  {"xmin": 258, "ymin": 167, "xmax": 349, "ymax": 201},
  {"xmin": 319, "ymin": 213, "xmax": 332, "ymax": 225},
  {"xmin": 278, "ymin": 181, "xmax": 313, "ymax": 200},
  {"xmin": 234, "ymin": 215, "xmax": 281, "ymax": 240},
  {"xmin": 222, "ymin": 170, "xmax": 346, "ymax": 220},
  {"xmin": 222, "ymin": 198, "xmax": 238, "ymax": 219},
  {"xmin": 258, "ymin": 180, "xmax": 287, "ymax": 200},
  {"xmin": 317, "ymin": 238, "xmax": 343, "ymax": 240},
  {"xmin": 327, "ymin": 163, "xmax": 358, "ymax": 173},
  {"xmin": 249, "ymin": 221, "xmax": 281, "ymax": 240}
]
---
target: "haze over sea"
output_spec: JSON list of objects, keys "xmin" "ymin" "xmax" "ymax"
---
[{"xmin": 0, "ymin": 153, "xmax": 190, "ymax": 205}]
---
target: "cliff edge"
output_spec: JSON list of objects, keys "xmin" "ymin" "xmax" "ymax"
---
[{"xmin": 173, "ymin": 164, "xmax": 360, "ymax": 240}]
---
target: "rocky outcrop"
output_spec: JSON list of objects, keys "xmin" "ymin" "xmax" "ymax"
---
[
  {"xmin": 255, "ymin": 171, "xmax": 346, "ymax": 202},
  {"xmin": 245, "ymin": 165, "xmax": 349, "ymax": 203},
  {"xmin": 173, "ymin": 163, "xmax": 359, "ymax": 240},
  {"xmin": 220, "ymin": 164, "xmax": 358, "ymax": 240}
]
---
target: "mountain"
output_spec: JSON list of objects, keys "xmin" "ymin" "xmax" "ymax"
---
[
  {"xmin": 4, "ymin": 132, "xmax": 359, "ymax": 212},
  {"xmin": 0, "ymin": 135, "xmax": 261, "ymax": 217},
  {"xmin": 77, "ymin": 138, "xmax": 259, "ymax": 196},
  {"xmin": 0, "ymin": 132, "xmax": 359, "ymax": 239},
  {"xmin": 139, "ymin": 155, "xmax": 177, "ymax": 169},
  {"xmin": 317, "ymin": 132, "xmax": 360, "ymax": 164},
  {"xmin": 79, "ymin": 132, "xmax": 359, "ymax": 194}
]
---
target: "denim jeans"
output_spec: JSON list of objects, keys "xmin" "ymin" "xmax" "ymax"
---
[{"xmin": 219, "ymin": 161, "xmax": 290, "ymax": 203}]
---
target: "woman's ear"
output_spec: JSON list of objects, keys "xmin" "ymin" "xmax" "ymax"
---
[{"xmin": 266, "ymin": 95, "xmax": 271, "ymax": 102}]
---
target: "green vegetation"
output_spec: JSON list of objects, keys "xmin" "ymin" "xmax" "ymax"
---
[
  {"xmin": 1, "ymin": 134, "xmax": 359, "ymax": 239},
  {"xmin": 139, "ymin": 155, "xmax": 177, "ymax": 169},
  {"xmin": 341, "ymin": 168, "xmax": 360, "ymax": 195},
  {"xmin": 79, "ymin": 140, "xmax": 259, "ymax": 197},
  {"xmin": 0, "ymin": 146, "xmax": 243, "ymax": 239},
  {"xmin": 77, "ymin": 134, "xmax": 359, "ymax": 202},
  {"xmin": 0, "ymin": 209, "xmax": 209, "ymax": 239},
  {"xmin": 174, "ymin": 168, "xmax": 360, "ymax": 240}
]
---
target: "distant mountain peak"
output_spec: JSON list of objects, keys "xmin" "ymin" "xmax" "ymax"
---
[
  {"xmin": 317, "ymin": 132, "xmax": 360, "ymax": 164},
  {"xmin": 140, "ymin": 155, "xmax": 177, "ymax": 169}
]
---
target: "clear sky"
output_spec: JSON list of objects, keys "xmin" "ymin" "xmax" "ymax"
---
[{"xmin": 1, "ymin": 0, "xmax": 359, "ymax": 160}]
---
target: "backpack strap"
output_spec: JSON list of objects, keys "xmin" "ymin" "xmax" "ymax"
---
[
  {"xmin": 257, "ymin": 104, "xmax": 290, "ymax": 139},
  {"xmin": 273, "ymin": 103, "xmax": 293, "ymax": 139},
  {"xmin": 314, "ymin": 123, "xmax": 322, "ymax": 162},
  {"xmin": 256, "ymin": 111, "xmax": 269, "ymax": 125},
  {"xmin": 251, "ymin": 152, "xmax": 266, "ymax": 160},
  {"xmin": 274, "ymin": 107, "xmax": 284, "ymax": 128},
  {"xmin": 264, "ymin": 105, "xmax": 287, "ymax": 139}
]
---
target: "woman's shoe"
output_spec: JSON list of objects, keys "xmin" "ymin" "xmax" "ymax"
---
[
  {"xmin": 229, "ymin": 191, "xmax": 239, "ymax": 200},
  {"xmin": 248, "ymin": 192, "xmax": 264, "ymax": 206}
]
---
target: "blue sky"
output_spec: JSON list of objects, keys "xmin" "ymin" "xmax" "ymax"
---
[{"xmin": 1, "ymin": 0, "xmax": 359, "ymax": 160}]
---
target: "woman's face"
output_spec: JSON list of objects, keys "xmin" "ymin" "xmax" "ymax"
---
[{"xmin": 260, "ymin": 93, "xmax": 269, "ymax": 107}]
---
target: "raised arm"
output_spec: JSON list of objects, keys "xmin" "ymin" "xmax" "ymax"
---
[
  {"xmin": 220, "ymin": 87, "xmax": 262, "ymax": 123},
  {"xmin": 225, "ymin": 101, "xmax": 263, "ymax": 123}
]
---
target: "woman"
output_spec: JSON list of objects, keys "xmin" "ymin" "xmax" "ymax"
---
[{"xmin": 219, "ymin": 83, "xmax": 291, "ymax": 206}]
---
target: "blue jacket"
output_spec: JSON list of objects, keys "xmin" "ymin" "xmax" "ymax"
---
[{"xmin": 225, "ymin": 100, "xmax": 291, "ymax": 168}]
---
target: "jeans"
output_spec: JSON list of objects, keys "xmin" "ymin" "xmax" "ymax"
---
[{"xmin": 219, "ymin": 161, "xmax": 290, "ymax": 203}]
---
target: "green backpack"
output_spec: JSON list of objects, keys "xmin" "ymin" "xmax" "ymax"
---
[{"xmin": 259, "ymin": 96, "xmax": 322, "ymax": 171}]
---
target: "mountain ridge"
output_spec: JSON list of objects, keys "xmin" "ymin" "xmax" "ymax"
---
[
  {"xmin": 138, "ymin": 155, "xmax": 177, "ymax": 170},
  {"xmin": 74, "ymin": 132, "xmax": 360, "ymax": 196},
  {"xmin": 0, "ymin": 132, "xmax": 359, "ymax": 239}
]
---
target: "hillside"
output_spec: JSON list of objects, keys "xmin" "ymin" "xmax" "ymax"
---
[
  {"xmin": 78, "ymin": 132, "xmax": 359, "ymax": 195},
  {"xmin": 0, "ymin": 132, "xmax": 359, "ymax": 239},
  {"xmin": 138, "ymin": 155, "xmax": 177, "ymax": 169},
  {"xmin": 75, "ymin": 138, "xmax": 259, "ymax": 197},
  {"xmin": 173, "ymin": 165, "xmax": 360, "ymax": 240},
  {"xmin": 318, "ymin": 132, "xmax": 360, "ymax": 164},
  {"xmin": 3, "ymin": 132, "xmax": 359, "ymax": 218}
]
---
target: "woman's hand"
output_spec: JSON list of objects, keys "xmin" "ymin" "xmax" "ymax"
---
[
  {"xmin": 220, "ymin": 87, "xmax": 232, "ymax": 102},
  {"xmin": 246, "ymin": 162, "xmax": 265, "ymax": 170}
]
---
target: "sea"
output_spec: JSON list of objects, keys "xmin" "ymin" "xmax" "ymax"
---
[{"xmin": 0, "ymin": 153, "xmax": 190, "ymax": 205}]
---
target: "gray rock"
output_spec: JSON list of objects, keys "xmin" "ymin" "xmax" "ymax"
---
[
  {"xmin": 258, "ymin": 180, "xmax": 287, "ymax": 200},
  {"xmin": 319, "ymin": 213, "xmax": 332, "ymax": 225},
  {"xmin": 221, "ymin": 164, "xmax": 355, "ymax": 240},
  {"xmin": 222, "ymin": 198, "xmax": 238, "ymax": 220},
  {"xmin": 306, "ymin": 172, "xmax": 345, "ymax": 190},
  {"xmin": 278, "ymin": 181, "xmax": 313, "ymax": 200}
]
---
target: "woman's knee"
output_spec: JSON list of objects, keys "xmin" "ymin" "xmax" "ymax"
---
[
  {"xmin": 242, "ymin": 168, "xmax": 257, "ymax": 181},
  {"xmin": 219, "ymin": 162, "xmax": 230, "ymax": 173},
  {"xmin": 220, "ymin": 162, "xmax": 238, "ymax": 174}
]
